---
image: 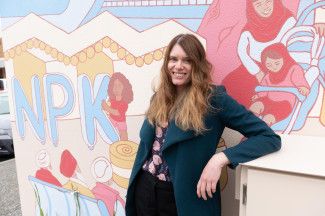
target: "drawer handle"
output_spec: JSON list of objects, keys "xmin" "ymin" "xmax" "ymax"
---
[{"xmin": 242, "ymin": 184, "xmax": 247, "ymax": 205}]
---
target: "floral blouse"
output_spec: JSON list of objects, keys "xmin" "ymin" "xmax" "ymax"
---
[{"xmin": 142, "ymin": 124, "xmax": 171, "ymax": 181}]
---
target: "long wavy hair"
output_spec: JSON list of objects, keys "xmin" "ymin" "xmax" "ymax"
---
[
  {"xmin": 146, "ymin": 34, "xmax": 213, "ymax": 134},
  {"xmin": 108, "ymin": 72, "xmax": 134, "ymax": 104}
]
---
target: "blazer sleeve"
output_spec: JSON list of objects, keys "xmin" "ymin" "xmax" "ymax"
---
[{"xmin": 215, "ymin": 86, "xmax": 281, "ymax": 168}]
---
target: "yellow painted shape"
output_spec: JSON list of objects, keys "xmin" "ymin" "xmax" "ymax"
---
[
  {"xmin": 77, "ymin": 52, "xmax": 113, "ymax": 83},
  {"xmin": 109, "ymin": 140, "xmax": 138, "ymax": 169},
  {"xmin": 315, "ymin": 0, "xmax": 325, "ymax": 23},
  {"xmin": 13, "ymin": 51, "xmax": 47, "ymax": 115},
  {"xmin": 112, "ymin": 173, "xmax": 129, "ymax": 189}
]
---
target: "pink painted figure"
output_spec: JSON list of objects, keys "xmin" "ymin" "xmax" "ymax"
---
[
  {"xmin": 222, "ymin": 0, "xmax": 294, "ymax": 108},
  {"xmin": 249, "ymin": 43, "xmax": 310, "ymax": 126},
  {"xmin": 101, "ymin": 72, "xmax": 134, "ymax": 141},
  {"xmin": 91, "ymin": 157, "xmax": 125, "ymax": 216},
  {"xmin": 220, "ymin": 0, "xmax": 324, "ymax": 108}
]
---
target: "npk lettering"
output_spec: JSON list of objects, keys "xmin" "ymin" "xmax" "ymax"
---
[{"xmin": 12, "ymin": 74, "xmax": 119, "ymax": 149}]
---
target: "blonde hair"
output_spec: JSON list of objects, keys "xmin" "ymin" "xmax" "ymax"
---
[{"xmin": 146, "ymin": 34, "xmax": 213, "ymax": 134}]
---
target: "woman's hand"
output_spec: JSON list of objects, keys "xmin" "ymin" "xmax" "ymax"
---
[
  {"xmin": 255, "ymin": 70, "xmax": 265, "ymax": 83},
  {"xmin": 197, "ymin": 152, "xmax": 230, "ymax": 200}
]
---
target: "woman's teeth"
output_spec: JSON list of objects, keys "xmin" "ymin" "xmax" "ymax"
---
[{"xmin": 173, "ymin": 72, "xmax": 186, "ymax": 78}]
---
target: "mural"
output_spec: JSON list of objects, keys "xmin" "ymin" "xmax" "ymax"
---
[
  {"xmin": 1, "ymin": 0, "xmax": 324, "ymax": 215},
  {"xmin": 199, "ymin": 0, "xmax": 325, "ymax": 135}
]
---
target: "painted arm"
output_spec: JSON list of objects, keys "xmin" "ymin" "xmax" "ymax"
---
[
  {"xmin": 290, "ymin": 65, "xmax": 310, "ymax": 96},
  {"xmin": 101, "ymin": 100, "xmax": 120, "ymax": 116},
  {"xmin": 237, "ymin": 32, "xmax": 261, "ymax": 76},
  {"xmin": 256, "ymin": 77, "xmax": 269, "ymax": 98}
]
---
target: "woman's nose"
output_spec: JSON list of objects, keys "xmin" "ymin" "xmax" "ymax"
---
[{"xmin": 175, "ymin": 60, "xmax": 183, "ymax": 69}]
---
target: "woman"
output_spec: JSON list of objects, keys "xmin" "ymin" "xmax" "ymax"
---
[
  {"xmin": 249, "ymin": 43, "xmax": 310, "ymax": 125},
  {"xmin": 125, "ymin": 34, "xmax": 281, "ymax": 216},
  {"xmin": 222, "ymin": 0, "xmax": 295, "ymax": 108}
]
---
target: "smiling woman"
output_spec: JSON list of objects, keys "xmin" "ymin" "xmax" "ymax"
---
[
  {"xmin": 168, "ymin": 44, "xmax": 192, "ymax": 93},
  {"xmin": 125, "ymin": 34, "xmax": 281, "ymax": 216}
]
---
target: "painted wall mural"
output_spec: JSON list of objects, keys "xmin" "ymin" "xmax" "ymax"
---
[{"xmin": 1, "ymin": 0, "xmax": 324, "ymax": 215}]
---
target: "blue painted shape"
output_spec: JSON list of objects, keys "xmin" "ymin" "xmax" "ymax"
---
[
  {"xmin": 0, "ymin": 0, "xmax": 69, "ymax": 17},
  {"xmin": 13, "ymin": 76, "xmax": 45, "ymax": 142},
  {"xmin": 102, "ymin": 5, "xmax": 209, "ymax": 18},
  {"xmin": 78, "ymin": 74, "xmax": 119, "ymax": 149},
  {"xmin": 44, "ymin": 74, "xmax": 74, "ymax": 145},
  {"xmin": 297, "ymin": 0, "xmax": 315, "ymax": 25},
  {"xmin": 120, "ymin": 18, "xmax": 168, "ymax": 31},
  {"xmin": 99, "ymin": 5, "xmax": 208, "ymax": 31},
  {"xmin": 296, "ymin": 1, "xmax": 325, "ymax": 26},
  {"xmin": 255, "ymin": 86, "xmax": 306, "ymax": 102},
  {"xmin": 80, "ymin": 0, "xmax": 105, "ymax": 26},
  {"xmin": 176, "ymin": 18, "xmax": 202, "ymax": 31},
  {"xmin": 28, "ymin": 176, "xmax": 110, "ymax": 215}
]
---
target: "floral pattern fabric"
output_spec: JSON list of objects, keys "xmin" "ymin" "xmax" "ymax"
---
[{"xmin": 142, "ymin": 125, "xmax": 171, "ymax": 182}]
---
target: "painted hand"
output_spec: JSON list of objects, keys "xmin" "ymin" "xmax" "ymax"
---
[
  {"xmin": 251, "ymin": 94, "xmax": 259, "ymax": 102},
  {"xmin": 298, "ymin": 86, "xmax": 310, "ymax": 96},
  {"xmin": 255, "ymin": 70, "xmax": 265, "ymax": 83},
  {"xmin": 197, "ymin": 152, "xmax": 229, "ymax": 200},
  {"xmin": 314, "ymin": 23, "xmax": 325, "ymax": 36},
  {"xmin": 101, "ymin": 100, "xmax": 109, "ymax": 112}
]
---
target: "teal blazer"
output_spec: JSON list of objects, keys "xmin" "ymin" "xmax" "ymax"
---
[{"xmin": 126, "ymin": 85, "xmax": 281, "ymax": 216}]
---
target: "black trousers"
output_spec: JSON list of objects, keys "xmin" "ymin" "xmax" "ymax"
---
[{"xmin": 134, "ymin": 170, "xmax": 178, "ymax": 216}]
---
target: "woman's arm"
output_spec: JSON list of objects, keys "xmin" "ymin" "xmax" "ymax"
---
[
  {"xmin": 197, "ymin": 86, "xmax": 281, "ymax": 200},
  {"xmin": 218, "ymin": 86, "xmax": 281, "ymax": 168}
]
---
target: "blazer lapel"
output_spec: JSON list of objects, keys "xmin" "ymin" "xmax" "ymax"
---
[
  {"xmin": 139, "ymin": 119, "xmax": 155, "ymax": 149},
  {"xmin": 163, "ymin": 120, "xmax": 196, "ymax": 151}
]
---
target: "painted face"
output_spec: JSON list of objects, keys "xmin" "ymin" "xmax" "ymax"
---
[
  {"xmin": 167, "ymin": 44, "xmax": 192, "ymax": 91},
  {"xmin": 112, "ymin": 79, "xmax": 124, "ymax": 98},
  {"xmin": 252, "ymin": 0, "xmax": 274, "ymax": 18},
  {"xmin": 265, "ymin": 57, "xmax": 284, "ymax": 73}
]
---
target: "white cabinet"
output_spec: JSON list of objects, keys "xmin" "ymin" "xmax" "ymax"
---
[{"xmin": 238, "ymin": 135, "xmax": 325, "ymax": 216}]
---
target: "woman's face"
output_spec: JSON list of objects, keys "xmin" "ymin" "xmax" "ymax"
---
[
  {"xmin": 112, "ymin": 79, "xmax": 124, "ymax": 97},
  {"xmin": 265, "ymin": 57, "xmax": 283, "ymax": 73},
  {"xmin": 167, "ymin": 44, "xmax": 192, "ymax": 92},
  {"xmin": 252, "ymin": 0, "xmax": 274, "ymax": 18}
]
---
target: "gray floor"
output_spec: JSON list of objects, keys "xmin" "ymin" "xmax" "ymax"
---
[{"xmin": 0, "ymin": 158, "xmax": 22, "ymax": 216}]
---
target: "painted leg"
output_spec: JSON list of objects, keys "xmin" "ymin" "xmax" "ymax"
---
[
  {"xmin": 119, "ymin": 130, "xmax": 128, "ymax": 141},
  {"xmin": 263, "ymin": 114, "xmax": 276, "ymax": 126}
]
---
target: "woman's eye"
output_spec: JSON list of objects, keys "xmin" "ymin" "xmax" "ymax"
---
[{"xmin": 183, "ymin": 58, "xmax": 191, "ymax": 63}]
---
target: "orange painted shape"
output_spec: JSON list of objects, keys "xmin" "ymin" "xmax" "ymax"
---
[{"xmin": 77, "ymin": 52, "xmax": 114, "ymax": 84}]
